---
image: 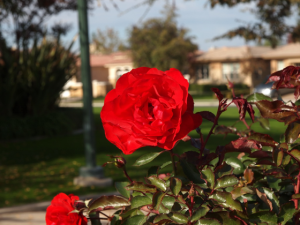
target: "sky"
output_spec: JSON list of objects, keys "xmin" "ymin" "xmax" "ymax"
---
[{"xmin": 45, "ymin": 0, "xmax": 295, "ymax": 52}]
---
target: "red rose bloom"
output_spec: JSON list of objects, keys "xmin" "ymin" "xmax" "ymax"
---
[
  {"xmin": 46, "ymin": 193, "xmax": 87, "ymax": 225},
  {"xmin": 100, "ymin": 67, "xmax": 202, "ymax": 154}
]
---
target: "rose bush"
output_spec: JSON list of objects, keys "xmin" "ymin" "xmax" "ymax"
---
[
  {"xmin": 46, "ymin": 193, "xmax": 87, "ymax": 225},
  {"xmin": 47, "ymin": 66, "xmax": 300, "ymax": 225},
  {"xmin": 100, "ymin": 67, "xmax": 202, "ymax": 154}
]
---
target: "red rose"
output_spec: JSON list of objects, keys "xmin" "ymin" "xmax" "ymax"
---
[
  {"xmin": 100, "ymin": 67, "xmax": 202, "ymax": 154},
  {"xmin": 46, "ymin": 193, "xmax": 87, "ymax": 225}
]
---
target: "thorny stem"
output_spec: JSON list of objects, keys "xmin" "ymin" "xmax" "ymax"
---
[
  {"xmin": 295, "ymin": 170, "xmax": 300, "ymax": 210},
  {"xmin": 123, "ymin": 167, "xmax": 133, "ymax": 183},
  {"xmin": 169, "ymin": 149, "xmax": 177, "ymax": 176}
]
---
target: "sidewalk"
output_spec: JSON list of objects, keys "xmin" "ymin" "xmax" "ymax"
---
[{"xmin": 0, "ymin": 192, "xmax": 118, "ymax": 225}]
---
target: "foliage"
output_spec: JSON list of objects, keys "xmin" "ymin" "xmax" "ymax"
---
[
  {"xmin": 128, "ymin": 4, "xmax": 197, "ymax": 72},
  {"xmin": 206, "ymin": 0, "xmax": 300, "ymax": 48},
  {"xmin": 0, "ymin": 37, "xmax": 77, "ymax": 117},
  {"xmin": 91, "ymin": 28, "xmax": 124, "ymax": 54},
  {"xmin": 58, "ymin": 65, "xmax": 300, "ymax": 224}
]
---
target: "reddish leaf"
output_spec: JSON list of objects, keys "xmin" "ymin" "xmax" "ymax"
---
[
  {"xmin": 289, "ymin": 149, "xmax": 300, "ymax": 163},
  {"xmin": 249, "ymin": 132, "xmax": 278, "ymax": 147},
  {"xmin": 214, "ymin": 125, "xmax": 237, "ymax": 136},
  {"xmin": 256, "ymin": 100, "xmax": 297, "ymax": 123},
  {"xmin": 255, "ymin": 188, "xmax": 273, "ymax": 211},
  {"xmin": 224, "ymin": 142, "xmax": 252, "ymax": 154},
  {"xmin": 244, "ymin": 168, "xmax": 254, "ymax": 184},
  {"xmin": 197, "ymin": 111, "xmax": 216, "ymax": 123},
  {"xmin": 231, "ymin": 137, "xmax": 262, "ymax": 150},
  {"xmin": 211, "ymin": 87, "xmax": 224, "ymax": 102},
  {"xmin": 256, "ymin": 159, "xmax": 277, "ymax": 167}
]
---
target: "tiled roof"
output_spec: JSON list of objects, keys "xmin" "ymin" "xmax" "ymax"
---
[
  {"xmin": 77, "ymin": 51, "xmax": 132, "ymax": 67},
  {"xmin": 196, "ymin": 46, "xmax": 272, "ymax": 62},
  {"xmin": 261, "ymin": 43, "xmax": 300, "ymax": 59}
]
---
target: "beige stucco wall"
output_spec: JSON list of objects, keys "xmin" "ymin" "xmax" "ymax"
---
[
  {"xmin": 270, "ymin": 58, "xmax": 300, "ymax": 73},
  {"xmin": 91, "ymin": 66, "xmax": 109, "ymax": 82},
  {"xmin": 107, "ymin": 63, "xmax": 133, "ymax": 88}
]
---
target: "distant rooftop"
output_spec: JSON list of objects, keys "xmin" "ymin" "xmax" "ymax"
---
[
  {"xmin": 196, "ymin": 46, "xmax": 272, "ymax": 62},
  {"xmin": 261, "ymin": 43, "xmax": 300, "ymax": 59}
]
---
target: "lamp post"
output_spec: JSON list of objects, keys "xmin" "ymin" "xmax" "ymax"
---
[{"xmin": 75, "ymin": 0, "xmax": 111, "ymax": 186}]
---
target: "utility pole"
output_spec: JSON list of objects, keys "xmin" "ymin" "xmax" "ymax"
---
[{"xmin": 75, "ymin": 0, "xmax": 111, "ymax": 187}]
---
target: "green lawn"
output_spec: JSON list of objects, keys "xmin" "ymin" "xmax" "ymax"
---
[{"xmin": 0, "ymin": 106, "xmax": 285, "ymax": 207}]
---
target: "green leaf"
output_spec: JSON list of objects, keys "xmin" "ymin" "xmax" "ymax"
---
[
  {"xmin": 205, "ymin": 212, "xmax": 242, "ymax": 225},
  {"xmin": 88, "ymin": 195, "xmax": 130, "ymax": 212},
  {"xmin": 194, "ymin": 218, "xmax": 221, "ymax": 225},
  {"xmin": 148, "ymin": 166, "xmax": 159, "ymax": 177},
  {"xmin": 209, "ymin": 191, "xmax": 243, "ymax": 211},
  {"xmin": 262, "ymin": 187, "xmax": 280, "ymax": 214},
  {"xmin": 180, "ymin": 159, "xmax": 205, "ymax": 184},
  {"xmin": 170, "ymin": 177, "xmax": 182, "ymax": 196},
  {"xmin": 153, "ymin": 214, "xmax": 172, "ymax": 224},
  {"xmin": 247, "ymin": 93, "xmax": 272, "ymax": 102},
  {"xmin": 191, "ymin": 205, "xmax": 210, "ymax": 222},
  {"xmin": 167, "ymin": 212, "xmax": 188, "ymax": 224},
  {"xmin": 290, "ymin": 149, "xmax": 300, "ymax": 163},
  {"xmin": 201, "ymin": 167, "xmax": 215, "ymax": 188},
  {"xmin": 115, "ymin": 182, "xmax": 130, "ymax": 198},
  {"xmin": 131, "ymin": 196, "xmax": 152, "ymax": 209},
  {"xmin": 225, "ymin": 157, "xmax": 245, "ymax": 175},
  {"xmin": 258, "ymin": 117, "xmax": 270, "ymax": 130},
  {"xmin": 125, "ymin": 182, "xmax": 156, "ymax": 193},
  {"xmin": 292, "ymin": 193, "xmax": 300, "ymax": 199},
  {"xmin": 133, "ymin": 151, "xmax": 164, "ymax": 166},
  {"xmin": 162, "ymin": 196, "xmax": 175, "ymax": 210},
  {"xmin": 215, "ymin": 175, "xmax": 239, "ymax": 189},
  {"xmin": 285, "ymin": 121, "xmax": 300, "ymax": 144},
  {"xmin": 122, "ymin": 215, "xmax": 147, "ymax": 225},
  {"xmin": 278, "ymin": 202, "xmax": 298, "ymax": 225},
  {"xmin": 231, "ymin": 186, "xmax": 254, "ymax": 199},
  {"xmin": 148, "ymin": 176, "xmax": 167, "ymax": 192},
  {"xmin": 153, "ymin": 192, "xmax": 166, "ymax": 210},
  {"xmin": 249, "ymin": 211, "xmax": 277, "ymax": 225},
  {"xmin": 160, "ymin": 161, "xmax": 172, "ymax": 168}
]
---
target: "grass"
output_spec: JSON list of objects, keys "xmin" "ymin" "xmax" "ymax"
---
[{"xmin": 0, "ymin": 106, "xmax": 286, "ymax": 208}]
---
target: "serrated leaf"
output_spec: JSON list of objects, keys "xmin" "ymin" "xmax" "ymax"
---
[
  {"xmin": 153, "ymin": 192, "xmax": 166, "ymax": 210},
  {"xmin": 191, "ymin": 205, "xmax": 210, "ymax": 222},
  {"xmin": 88, "ymin": 195, "xmax": 130, "ymax": 212},
  {"xmin": 125, "ymin": 182, "xmax": 156, "ymax": 193},
  {"xmin": 201, "ymin": 167, "xmax": 215, "ymax": 189},
  {"xmin": 133, "ymin": 151, "xmax": 164, "ymax": 166},
  {"xmin": 168, "ymin": 212, "xmax": 188, "ymax": 224},
  {"xmin": 255, "ymin": 188, "xmax": 273, "ymax": 211},
  {"xmin": 197, "ymin": 111, "xmax": 216, "ymax": 123},
  {"xmin": 115, "ymin": 182, "xmax": 130, "ymax": 199},
  {"xmin": 162, "ymin": 196, "xmax": 175, "ymax": 210},
  {"xmin": 262, "ymin": 187, "xmax": 280, "ymax": 214},
  {"xmin": 244, "ymin": 168, "xmax": 254, "ymax": 184},
  {"xmin": 194, "ymin": 218, "xmax": 221, "ymax": 225},
  {"xmin": 249, "ymin": 132, "xmax": 278, "ymax": 146},
  {"xmin": 285, "ymin": 120, "xmax": 300, "ymax": 143},
  {"xmin": 249, "ymin": 211, "xmax": 277, "ymax": 225},
  {"xmin": 225, "ymin": 157, "xmax": 245, "ymax": 175},
  {"xmin": 122, "ymin": 215, "xmax": 147, "ymax": 225},
  {"xmin": 247, "ymin": 93, "xmax": 272, "ymax": 102},
  {"xmin": 170, "ymin": 177, "xmax": 182, "ymax": 196},
  {"xmin": 215, "ymin": 175, "xmax": 239, "ymax": 189},
  {"xmin": 131, "ymin": 196, "xmax": 152, "ymax": 209},
  {"xmin": 278, "ymin": 202, "xmax": 298, "ymax": 225},
  {"xmin": 148, "ymin": 176, "xmax": 167, "ymax": 192}
]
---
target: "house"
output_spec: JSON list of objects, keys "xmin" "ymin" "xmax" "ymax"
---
[
  {"xmin": 261, "ymin": 43, "xmax": 300, "ymax": 73},
  {"xmin": 63, "ymin": 51, "xmax": 133, "ymax": 98},
  {"xmin": 193, "ymin": 46, "xmax": 272, "ymax": 88}
]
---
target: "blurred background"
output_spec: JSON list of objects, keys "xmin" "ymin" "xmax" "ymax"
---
[{"xmin": 1, "ymin": 0, "xmax": 300, "ymax": 208}]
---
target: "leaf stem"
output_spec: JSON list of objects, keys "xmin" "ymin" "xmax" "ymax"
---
[
  {"xmin": 169, "ymin": 149, "xmax": 177, "ymax": 176},
  {"xmin": 123, "ymin": 167, "xmax": 133, "ymax": 183}
]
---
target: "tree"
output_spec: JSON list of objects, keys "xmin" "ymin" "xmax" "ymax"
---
[
  {"xmin": 91, "ymin": 28, "xmax": 123, "ymax": 54},
  {"xmin": 128, "ymin": 3, "xmax": 198, "ymax": 72},
  {"xmin": 206, "ymin": 0, "xmax": 300, "ymax": 48}
]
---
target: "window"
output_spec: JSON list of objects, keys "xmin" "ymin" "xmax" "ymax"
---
[
  {"xmin": 116, "ymin": 69, "xmax": 123, "ymax": 80},
  {"xmin": 277, "ymin": 60, "xmax": 284, "ymax": 70},
  {"xmin": 196, "ymin": 64, "xmax": 210, "ymax": 80},
  {"xmin": 222, "ymin": 63, "xmax": 240, "ymax": 80}
]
